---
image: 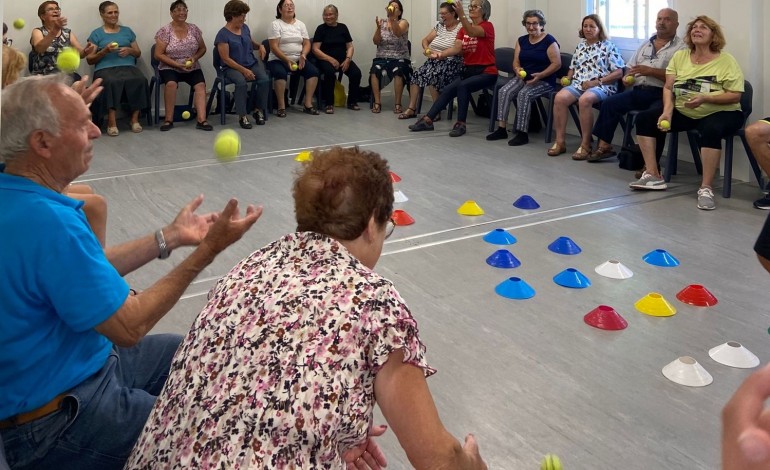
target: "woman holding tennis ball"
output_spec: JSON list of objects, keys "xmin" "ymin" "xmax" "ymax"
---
[
  {"xmin": 628, "ymin": 15, "xmax": 744, "ymax": 211},
  {"xmin": 487, "ymin": 9, "xmax": 561, "ymax": 146},
  {"xmin": 154, "ymin": 0, "xmax": 213, "ymax": 132},
  {"xmin": 87, "ymin": 1, "xmax": 150, "ymax": 136},
  {"xmin": 30, "ymin": 1, "xmax": 95, "ymax": 76}
]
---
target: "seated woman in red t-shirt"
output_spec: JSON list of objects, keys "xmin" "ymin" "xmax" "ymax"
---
[{"xmin": 408, "ymin": 0, "xmax": 496, "ymax": 137}]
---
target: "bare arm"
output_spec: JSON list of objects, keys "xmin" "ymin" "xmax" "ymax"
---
[
  {"xmin": 31, "ymin": 26, "xmax": 59, "ymax": 54},
  {"xmin": 86, "ymin": 41, "xmax": 118, "ymax": 65},
  {"xmin": 536, "ymin": 42, "xmax": 562, "ymax": 79},
  {"xmin": 421, "ymin": 29, "xmax": 438, "ymax": 52},
  {"xmin": 375, "ymin": 350, "xmax": 487, "ymax": 470},
  {"xmin": 269, "ymin": 38, "xmax": 292, "ymax": 65},
  {"xmin": 453, "ymin": 1, "xmax": 485, "ymax": 38},
  {"xmin": 627, "ymin": 64, "xmax": 667, "ymax": 82},
  {"xmin": 95, "ymin": 199, "xmax": 262, "ymax": 346},
  {"xmin": 389, "ymin": 19, "xmax": 408, "ymax": 38},
  {"xmin": 154, "ymin": 38, "xmax": 182, "ymax": 69},
  {"xmin": 373, "ymin": 18, "xmax": 382, "ymax": 46},
  {"xmin": 217, "ymin": 42, "xmax": 255, "ymax": 79},
  {"xmin": 432, "ymin": 39, "xmax": 462, "ymax": 60}
]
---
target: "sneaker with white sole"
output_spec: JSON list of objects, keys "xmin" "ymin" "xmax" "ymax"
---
[
  {"xmin": 753, "ymin": 194, "xmax": 770, "ymax": 210},
  {"xmin": 629, "ymin": 171, "xmax": 667, "ymax": 190},
  {"xmin": 697, "ymin": 187, "xmax": 716, "ymax": 210}
]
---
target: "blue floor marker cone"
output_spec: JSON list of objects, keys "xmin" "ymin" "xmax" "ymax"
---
[
  {"xmin": 553, "ymin": 268, "xmax": 591, "ymax": 288},
  {"xmin": 513, "ymin": 195, "xmax": 540, "ymax": 210},
  {"xmin": 548, "ymin": 236, "xmax": 582, "ymax": 255},
  {"xmin": 495, "ymin": 277, "xmax": 535, "ymax": 299},
  {"xmin": 643, "ymin": 249, "xmax": 680, "ymax": 267},
  {"xmin": 483, "ymin": 228, "xmax": 517, "ymax": 245},
  {"xmin": 486, "ymin": 249, "xmax": 521, "ymax": 269}
]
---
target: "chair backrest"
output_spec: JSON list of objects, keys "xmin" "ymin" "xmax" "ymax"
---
[
  {"xmin": 28, "ymin": 50, "xmax": 35, "ymax": 73},
  {"xmin": 740, "ymin": 80, "xmax": 753, "ymax": 124},
  {"xmin": 494, "ymin": 47, "xmax": 514, "ymax": 75},
  {"xmin": 150, "ymin": 43, "xmax": 159, "ymax": 69},
  {"xmin": 261, "ymin": 39, "xmax": 271, "ymax": 59},
  {"xmin": 557, "ymin": 52, "xmax": 572, "ymax": 80}
]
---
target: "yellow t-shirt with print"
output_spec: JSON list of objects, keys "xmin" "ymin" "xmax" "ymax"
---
[{"xmin": 666, "ymin": 49, "xmax": 744, "ymax": 119}]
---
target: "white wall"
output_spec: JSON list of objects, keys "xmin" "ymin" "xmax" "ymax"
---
[{"xmin": 3, "ymin": 0, "xmax": 767, "ymax": 181}]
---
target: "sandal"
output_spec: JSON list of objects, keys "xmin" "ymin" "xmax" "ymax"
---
[
  {"xmin": 571, "ymin": 146, "xmax": 591, "ymax": 161},
  {"xmin": 372, "ymin": 102, "xmax": 381, "ymax": 114},
  {"xmin": 131, "ymin": 122, "xmax": 143, "ymax": 133},
  {"xmin": 325, "ymin": 105, "xmax": 334, "ymax": 114},
  {"xmin": 276, "ymin": 108, "xmax": 287, "ymax": 118},
  {"xmin": 347, "ymin": 103, "xmax": 361, "ymax": 111},
  {"xmin": 547, "ymin": 142, "xmax": 566, "ymax": 157},
  {"xmin": 160, "ymin": 121, "xmax": 174, "ymax": 132},
  {"xmin": 393, "ymin": 104, "xmax": 403, "ymax": 114},
  {"xmin": 397, "ymin": 107, "xmax": 416, "ymax": 120},
  {"xmin": 587, "ymin": 146, "xmax": 616, "ymax": 162},
  {"xmin": 107, "ymin": 126, "xmax": 119, "ymax": 137},
  {"xmin": 303, "ymin": 106, "xmax": 320, "ymax": 115}
]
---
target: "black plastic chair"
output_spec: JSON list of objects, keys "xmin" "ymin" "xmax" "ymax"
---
[
  {"xmin": 149, "ymin": 44, "xmax": 195, "ymax": 125},
  {"xmin": 663, "ymin": 80, "xmax": 759, "ymax": 198}
]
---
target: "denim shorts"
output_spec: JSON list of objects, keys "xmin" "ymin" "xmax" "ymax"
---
[{"xmin": 563, "ymin": 83, "xmax": 612, "ymax": 101}]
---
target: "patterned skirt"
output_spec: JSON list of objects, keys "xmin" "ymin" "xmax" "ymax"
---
[{"xmin": 411, "ymin": 58, "xmax": 464, "ymax": 92}]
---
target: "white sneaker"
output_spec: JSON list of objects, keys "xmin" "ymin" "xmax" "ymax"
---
[
  {"xmin": 697, "ymin": 187, "xmax": 716, "ymax": 210},
  {"xmin": 629, "ymin": 171, "xmax": 667, "ymax": 190}
]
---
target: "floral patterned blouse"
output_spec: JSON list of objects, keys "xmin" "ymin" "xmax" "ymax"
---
[
  {"xmin": 569, "ymin": 38, "xmax": 625, "ymax": 93},
  {"xmin": 126, "ymin": 232, "xmax": 435, "ymax": 469}
]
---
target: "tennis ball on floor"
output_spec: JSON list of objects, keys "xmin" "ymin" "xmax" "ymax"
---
[
  {"xmin": 13, "ymin": 18, "xmax": 26, "ymax": 29},
  {"xmin": 659, "ymin": 119, "xmax": 671, "ymax": 131},
  {"xmin": 623, "ymin": 74, "xmax": 635, "ymax": 85},
  {"xmin": 541, "ymin": 453, "xmax": 562, "ymax": 470},
  {"xmin": 518, "ymin": 70, "xmax": 527, "ymax": 78},
  {"xmin": 181, "ymin": 111, "xmax": 191, "ymax": 120},
  {"xmin": 110, "ymin": 42, "xmax": 119, "ymax": 48},
  {"xmin": 185, "ymin": 60, "xmax": 192, "ymax": 67},
  {"xmin": 560, "ymin": 77, "xmax": 570, "ymax": 86},
  {"xmin": 56, "ymin": 47, "xmax": 80, "ymax": 73},
  {"xmin": 213, "ymin": 129, "xmax": 240, "ymax": 162},
  {"xmin": 290, "ymin": 63, "xmax": 298, "ymax": 71}
]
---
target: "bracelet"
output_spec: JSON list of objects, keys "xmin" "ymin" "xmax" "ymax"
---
[{"xmin": 155, "ymin": 229, "xmax": 171, "ymax": 260}]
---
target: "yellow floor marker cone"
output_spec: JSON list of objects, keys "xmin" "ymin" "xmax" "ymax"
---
[
  {"xmin": 457, "ymin": 200, "xmax": 484, "ymax": 216},
  {"xmin": 295, "ymin": 151, "xmax": 313, "ymax": 162},
  {"xmin": 635, "ymin": 292, "xmax": 676, "ymax": 317}
]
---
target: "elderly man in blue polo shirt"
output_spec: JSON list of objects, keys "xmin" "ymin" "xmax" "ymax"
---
[
  {"xmin": 587, "ymin": 8, "xmax": 684, "ymax": 162},
  {"xmin": 0, "ymin": 74, "xmax": 262, "ymax": 469}
]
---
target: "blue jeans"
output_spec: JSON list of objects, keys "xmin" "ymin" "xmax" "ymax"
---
[
  {"xmin": 592, "ymin": 86, "xmax": 663, "ymax": 143},
  {"xmin": 425, "ymin": 73, "xmax": 497, "ymax": 123},
  {"xmin": 1, "ymin": 334, "xmax": 182, "ymax": 470},
  {"xmin": 224, "ymin": 61, "xmax": 270, "ymax": 116}
]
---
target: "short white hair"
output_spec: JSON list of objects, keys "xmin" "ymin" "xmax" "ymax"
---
[{"xmin": 0, "ymin": 74, "xmax": 68, "ymax": 163}]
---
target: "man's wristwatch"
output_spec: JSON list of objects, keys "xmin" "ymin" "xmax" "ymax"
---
[{"xmin": 155, "ymin": 229, "xmax": 171, "ymax": 260}]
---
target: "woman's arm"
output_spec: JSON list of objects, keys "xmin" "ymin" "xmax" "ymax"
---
[
  {"xmin": 268, "ymin": 37, "xmax": 292, "ymax": 65},
  {"xmin": 389, "ymin": 19, "xmax": 409, "ymax": 37},
  {"xmin": 68, "ymin": 32, "xmax": 95, "ymax": 58},
  {"xmin": 192, "ymin": 33, "xmax": 206, "ymax": 64},
  {"xmin": 421, "ymin": 29, "xmax": 438, "ymax": 52},
  {"xmin": 86, "ymin": 39, "xmax": 118, "ymax": 65},
  {"xmin": 31, "ymin": 27, "xmax": 57, "ymax": 54},
  {"xmin": 373, "ymin": 17, "xmax": 382, "ymax": 46},
  {"xmin": 534, "ymin": 42, "xmax": 562, "ymax": 79},
  {"xmin": 374, "ymin": 350, "xmax": 487, "ymax": 470},
  {"xmin": 453, "ymin": 1, "xmax": 485, "ymax": 37},
  {"xmin": 217, "ymin": 42, "xmax": 255, "ymax": 80},
  {"xmin": 432, "ymin": 39, "xmax": 462, "ymax": 60},
  {"xmin": 117, "ymin": 40, "xmax": 141, "ymax": 59}
]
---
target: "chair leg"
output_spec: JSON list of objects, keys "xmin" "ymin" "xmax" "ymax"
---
[
  {"xmin": 688, "ymin": 132, "xmax": 703, "ymax": 175},
  {"xmin": 151, "ymin": 79, "xmax": 160, "ymax": 125},
  {"xmin": 219, "ymin": 84, "xmax": 226, "ymax": 125},
  {"xmin": 740, "ymin": 133, "xmax": 765, "ymax": 189},
  {"xmin": 416, "ymin": 86, "xmax": 423, "ymax": 114},
  {"xmin": 488, "ymin": 86, "xmax": 500, "ymax": 133},
  {"xmin": 663, "ymin": 132, "xmax": 679, "ymax": 182},
  {"xmin": 545, "ymin": 95, "xmax": 555, "ymax": 143}
]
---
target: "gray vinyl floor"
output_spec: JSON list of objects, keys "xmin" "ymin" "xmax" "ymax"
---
[{"xmin": 82, "ymin": 96, "xmax": 770, "ymax": 469}]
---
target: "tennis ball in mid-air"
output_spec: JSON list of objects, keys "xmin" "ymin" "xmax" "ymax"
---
[
  {"xmin": 13, "ymin": 18, "xmax": 26, "ymax": 29},
  {"xmin": 181, "ymin": 111, "xmax": 191, "ymax": 120},
  {"xmin": 541, "ymin": 453, "xmax": 562, "ymax": 470},
  {"xmin": 56, "ymin": 47, "xmax": 80, "ymax": 73},
  {"xmin": 659, "ymin": 119, "xmax": 671, "ymax": 131},
  {"xmin": 560, "ymin": 77, "xmax": 570, "ymax": 86},
  {"xmin": 518, "ymin": 70, "xmax": 527, "ymax": 78},
  {"xmin": 624, "ymin": 74, "xmax": 635, "ymax": 85},
  {"xmin": 213, "ymin": 129, "xmax": 240, "ymax": 162}
]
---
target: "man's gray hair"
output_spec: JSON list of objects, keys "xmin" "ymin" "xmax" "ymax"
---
[
  {"xmin": 479, "ymin": 0, "xmax": 491, "ymax": 21},
  {"xmin": 1, "ymin": 74, "xmax": 68, "ymax": 163}
]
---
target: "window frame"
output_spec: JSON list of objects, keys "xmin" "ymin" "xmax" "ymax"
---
[{"xmin": 584, "ymin": 0, "xmax": 673, "ymax": 51}]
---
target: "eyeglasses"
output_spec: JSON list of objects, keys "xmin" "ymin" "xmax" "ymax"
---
[
  {"xmin": 524, "ymin": 22, "xmax": 540, "ymax": 27},
  {"xmin": 45, "ymin": 7, "xmax": 61, "ymax": 12},
  {"xmin": 468, "ymin": 5, "xmax": 480, "ymax": 10},
  {"xmin": 385, "ymin": 218, "xmax": 396, "ymax": 239},
  {"xmin": 173, "ymin": 7, "xmax": 188, "ymax": 13},
  {"xmin": 3, "ymin": 38, "xmax": 11, "ymax": 46}
]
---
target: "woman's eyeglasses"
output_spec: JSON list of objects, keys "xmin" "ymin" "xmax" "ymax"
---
[
  {"xmin": 385, "ymin": 218, "xmax": 396, "ymax": 239},
  {"xmin": 468, "ymin": 5, "xmax": 480, "ymax": 10}
]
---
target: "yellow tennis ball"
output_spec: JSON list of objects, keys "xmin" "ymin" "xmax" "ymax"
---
[
  {"xmin": 110, "ymin": 42, "xmax": 119, "ymax": 48},
  {"xmin": 213, "ymin": 129, "xmax": 240, "ymax": 162},
  {"xmin": 446, "ymin": 0, "xmax": 454, "ymax": 3},
  {"xmin": 541, "ymin": 453, "xmax": 562, "ymax": 470},
  {"xmin": 659, "ymin": 119, "xmax": 671, "ymax": 130},
  {"xmin": 290, "ymin": 63, "xmax": 298, "ymax": 71},
  {"xmin": 185, "ymin": 60, "xmax": 193, "ymax": 67},
  {"xmin": 518, "ymin": 70, "xmax": 527, "ymax": 78},
  {"xmin": 624, "ymin": 74, "xmax": 635, "ymax": 85},
  {"xmin": 181, "ymin": 111, "xmax": 191, "ymax": 120},
  {"xmin": 56, "ymin": 47, "xmax": 80, "ymax": 73},
  {"xmin": 560, "ymin": 77, "xmax": 571, "ymax": 86},
  {"xmin": 13, "ymin": 18, "xmax": 26, "ymax": 29},
  {"xmin": 387, "ymin": 6, "xmax": 394, "ymax": 12},
  {"xmin": 424, "ymin": 48, "xmax": 431, "ymax": 56}
]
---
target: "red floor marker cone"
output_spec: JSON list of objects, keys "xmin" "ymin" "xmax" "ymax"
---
[
  {"xmin": 584, "ymin": 305, "xmax": 628, "ymax": 330},
  {"xmin": 392, "ymin": 209, "xmax": 414, "ymax": 226},
  {"xmin": 635, "ymin": 292, "xmax": 676, "ymax": 317},
  {"xmin": 676, "ymin": 284, "xmax": 718, "ymax": 307},
  {"xmin": 457, "ymin": 200, "xmax": 484, "ymax": 216},
  {"xmin": 390, "ymin": 171, "xmax": 402, "ymax": 183}
]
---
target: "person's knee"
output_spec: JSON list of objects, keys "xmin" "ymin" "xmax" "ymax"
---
[
  {"xmin": 165, "ymin": 81, "xmax": 178, "ymax": 91},
  {"xmin": 746, "ymin": 122, "xmax": 770, "ymax": 144}
]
